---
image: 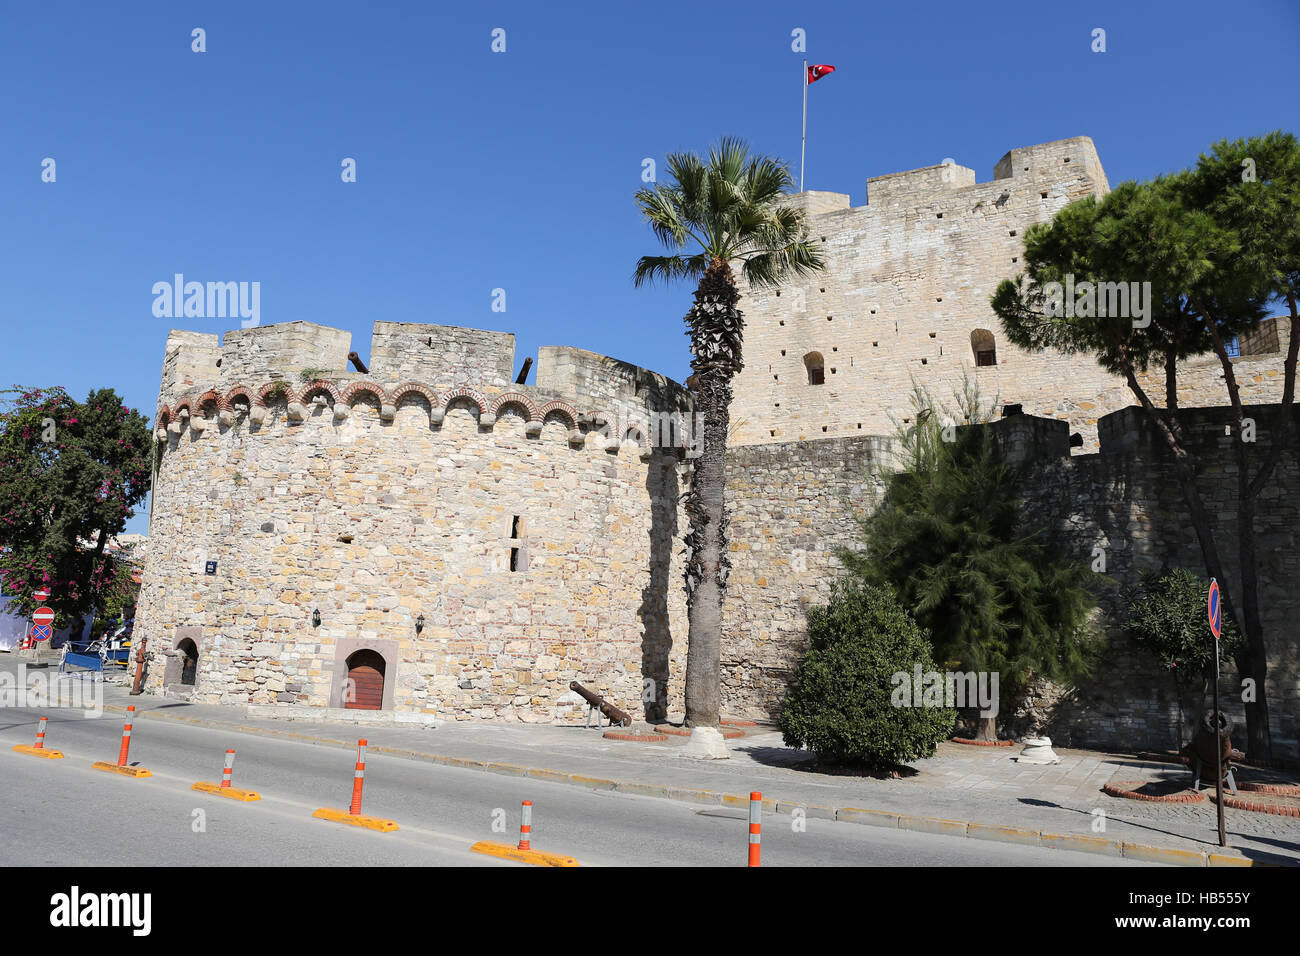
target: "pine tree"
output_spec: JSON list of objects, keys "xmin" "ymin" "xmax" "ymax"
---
[{"xmin": 840, "ymin": 382, "xmax": 1101, "ymax": 740}]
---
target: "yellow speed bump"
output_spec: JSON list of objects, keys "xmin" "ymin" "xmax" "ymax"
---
[
  {"xmin": 312, "ymin": 807, "xmax": 399, "ymax": 832},
  {"xmin": 12, "ymin": 744, "xmax": 64, "ymax": 759},
  {"xmin": 91, "ymin": 761, "xmax": 152, "ymax": 777},
  {"xmin": 471, "ymin": 840, "xmax": 580, "ymax": 867},
  {"xmin": 192, "ymin": 781, "xmax": 261, "ymax": 801}
]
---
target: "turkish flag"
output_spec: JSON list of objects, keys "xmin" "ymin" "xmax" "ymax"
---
[{"xmin": 808, "ymin": 64, "xmax": 836, "ymax": 84}]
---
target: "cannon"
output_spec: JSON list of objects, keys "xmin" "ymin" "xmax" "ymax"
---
[
  {"xmin": 569, "ymin": 681, "xmax": 632, "ymax": 729},
  {"xmin": 1184, "ymin": 709, "xmax": 1238, "ymax": 795}
]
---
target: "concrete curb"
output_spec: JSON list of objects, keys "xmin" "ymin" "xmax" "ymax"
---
[{"xmin": 107, "ymin": 703, "xmax": 1292, "ymax": 867}]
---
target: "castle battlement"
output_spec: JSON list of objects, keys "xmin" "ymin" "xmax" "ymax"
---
[{"xmin": 154, "ymin": 320, "xmax": 694, "ymax": 458}]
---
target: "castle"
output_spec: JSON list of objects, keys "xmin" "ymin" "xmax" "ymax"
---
[{"xmin": 135, "ymin": 137, "xmax": 1299, "ymax": 759}]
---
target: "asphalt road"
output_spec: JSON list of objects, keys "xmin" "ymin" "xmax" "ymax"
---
[{"xmin": 0, "ymin": 705, "xmax": 1157, "ymax": 867}]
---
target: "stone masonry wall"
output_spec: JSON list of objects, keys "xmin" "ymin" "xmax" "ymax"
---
[
  {"xmin": 729, "ymin": 137, "xmax": 1290, "ymax": 452},
  {"xmin": 369, "ymin": 321, "xmax": 516, "ymax": 387},
  {"xmin": 720, "ymin": 402, "xmax": 1300, "ymax": 762},
  {"xmin": 721, "ymin": 436, "xmax": 889, "ymax": 717},
  {"xmin": 1023, "ymin": 405, "xmax": 1300, "ymax": 760},
  {"xmin": 137, "ymin": 321, "xmax": 691, "ymax": 723}
]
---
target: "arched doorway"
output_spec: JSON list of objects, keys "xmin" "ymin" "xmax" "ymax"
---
[
  {"xmin": 177, "ymin": 638, "xmax": 198, "ymax": 686},
  {"xmin": 344, "ymin": 650, "xmax": 386, "ymax": 710}
]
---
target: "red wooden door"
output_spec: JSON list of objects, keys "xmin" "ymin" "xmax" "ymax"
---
[{"xmin": 345, "ymin": 651, "xmax": 385, "ymax": 710}]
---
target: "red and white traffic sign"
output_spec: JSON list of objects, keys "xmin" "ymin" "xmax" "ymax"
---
[
  {"xmin": 1208, "ymin": 578, "xmax": 1222, "ymax": 640},
  {"xmin": 33, "ymin": 588, "xmax": 50, "ymax": 603},
  {"xmin": 33, "ymin": 607, "xmax": 55, "ymax": 627}
]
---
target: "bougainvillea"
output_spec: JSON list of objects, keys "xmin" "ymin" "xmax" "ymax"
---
[{"xmin": 0, "ymin": 385, "xmax": 151, "ymax": 628}]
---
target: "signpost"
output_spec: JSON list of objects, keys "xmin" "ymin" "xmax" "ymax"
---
[
  {"xmin": 1208, "ymin": 578, "xmax": 1226, "ymax": 848},
  {"xmin": 32, "ymin": 606, "xmax": 55, "ymax": 644}
]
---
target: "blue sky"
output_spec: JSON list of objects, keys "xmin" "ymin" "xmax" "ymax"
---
[{"xmin": 2, "ymin": 0, "xmax": 1297, "ymax": 535}]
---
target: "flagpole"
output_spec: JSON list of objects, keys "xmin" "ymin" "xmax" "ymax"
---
[{"xmin": 800, "ymin": 59, "xmax": 807, "ymax": 192}]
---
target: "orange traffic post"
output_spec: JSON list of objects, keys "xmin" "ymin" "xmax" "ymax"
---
[
  {"xmin": 116, "ymin": 705, "xmax": 134, "ymax": 765},
  {"xmin": 92, "ymin": 705, "xmax": 151, "ymax": 777},
  {"xmin": 350, "ymin": 738, "xmax": 367, "ymax": 814},
  {"xmin": 313, "ymin": 738, "xmax": 398, "ymax": 832},
  {"xmin": 748, "ymin": 791, "xmax": 762, "ymax": 867},
  {"xmin": 191, "ymin": 748, "xmax": 260, "ymax": 801},
  {"xmin": 12, "ymin": 716, "xmax": 64, "ymax": 759},
  {"xmin": 472, "ymin": 800, "xmax": 580, "ymax": 867},
  {"xmin": 517, "ymin": 800, "xmax": 533, "ymax": 850}
]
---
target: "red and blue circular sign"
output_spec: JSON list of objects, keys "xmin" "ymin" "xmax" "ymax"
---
[
  {"xmin": 30, "ymin": 623, "xmax": 53, "ymax": 642},
  {"xmin": 1208, "ymin": 578, "xmax": 1222, "ymax": 640}
]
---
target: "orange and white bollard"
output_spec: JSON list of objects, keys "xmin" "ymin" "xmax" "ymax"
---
[
  {"xmin": 92, "ymin": 705, "xmax": 151, "ymax": 776},
  {"xmin": 220, "ymin": 749, "xmax": 236, "ymax": 789},
  {"xmin": 116, "ymin": 705, "xmax": 136, "ymax": 767},
  {"xmin": 190, "ymin": 747, "xmax": 259, "ymax": 800},
  {"xmin": 517, "ymin": 800, "xmax": 533, "ymax": 851},
  {"xmin": 748, "ymin": 791, "xmax": 762, "ymax": 867},
  {"xmin": 349, "ymin": 739, "xmax": 367, "ymax": 815},
  {"xmin": 311, "ymin": 738, "xmax": 397, "ymax": 831},
  {"xmin": 12, "ymin": 716, "xmax": 64, "ymax": 759}
]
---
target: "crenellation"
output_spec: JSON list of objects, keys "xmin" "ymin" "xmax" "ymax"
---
[
  {"xmin": 218, "ymin": 321, "xmax": 351, "ymax": 385},
  {"xmin": 369, "ymin": 321, "xmax": 516, "ymax": 386},
  {"xmin": 731, "ymin": 136, "xmax": 1288, "ymax": 451},
  {"xmin": 159, "ymin": 330, "xmax": 220, "ymax": 408}
]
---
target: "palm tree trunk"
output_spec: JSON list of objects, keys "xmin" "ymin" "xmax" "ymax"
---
[{"xmin": 682, "ymin": 260, "xmax": 742, "ymax": 729}]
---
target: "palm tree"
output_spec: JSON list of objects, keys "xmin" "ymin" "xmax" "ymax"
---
[{"xmin": 634, "ymin": 137, "xmax": 826, "ymax": 736}]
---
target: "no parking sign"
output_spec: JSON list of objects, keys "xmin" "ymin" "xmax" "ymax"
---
[
  {"xmin": 1208, "ymin": 578, "xmax": 1222, "ymax": 639},
  {"xmin": 32, "ymin": 606, "xmax": 55, "ymax": 642}
]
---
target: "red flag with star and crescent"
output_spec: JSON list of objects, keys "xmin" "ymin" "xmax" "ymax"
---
[{"xmin": 807, "ymin": 64, "xmax": 836, "ymax": 84}]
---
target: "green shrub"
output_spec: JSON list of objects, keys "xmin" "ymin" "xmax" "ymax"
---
[
  {"xmin": 1124, "ymin": 567, "xmax": 1243, "ymax": 749},
  {"xmin": 778, "ymin": 580, "xmax": 956, "ymax": 769}
]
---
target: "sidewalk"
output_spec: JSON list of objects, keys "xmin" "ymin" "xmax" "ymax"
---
[{"xmin": 11, "ymin": 657, "xmax": 1297, "ymax": 867}]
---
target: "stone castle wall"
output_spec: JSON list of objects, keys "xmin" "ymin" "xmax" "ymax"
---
[
  {"xmin": 728, "ymin": 136, "xmax": 1290, "ymax": 451},
  {"xmin": 719, "ymin": 403, "xmax": 1300, "ymax": 762},
  {"xmin": 136, "ymin": 320, "xmax": 693, "ymax": 723}
]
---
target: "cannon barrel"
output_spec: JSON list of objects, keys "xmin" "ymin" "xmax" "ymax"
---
[{"xmin": 569, "ymin": 681, "xmax": 632, "ymax": 727}]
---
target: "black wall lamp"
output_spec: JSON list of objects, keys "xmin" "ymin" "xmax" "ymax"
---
[
  {"xmin": 311, "ymin": 609, "xmax": 321, "ymax": 628},
  {"xmin": 415, "ymin": 614, "xmax": 425, "ymax": 635}
]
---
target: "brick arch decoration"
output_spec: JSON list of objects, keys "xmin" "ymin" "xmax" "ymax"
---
[
  {"xmin": 300, "ymin": 380, "xmax": 343, "ymax": 405},
  {"xmin": 439, "ymin": 386, "xmax": 488, "ymax": 416},
  {"xmin": 389, "ymin": 382, "xmax": 438, "ymax": 409},
  {"xmin": 488, "ymin": 391, "xmax": 540, "ymax": 421},
  {"xmin": 195, "ymin": 389, "xmax": 223, "ymax": 414},
  {"xmin": 622, "ymin": 423, "xmax": 653, "ymax": 451},
  {"xmin": 223, "ymin": 386, "xmax": 258, "ymax": 411},
  {"xmin": 257, "ymin": 381, "xmax": 298, "ymax": 405},
  {"xmin": 153, "ymin": 378, "xmax": 677, "ymax": 461},
  {"xmin": 538, "ymin": 400, "xmax": 578, "ymax": 430},
  {"xmin": 341, "ymin": 381, "xmax": 387, "ymax": 407}
]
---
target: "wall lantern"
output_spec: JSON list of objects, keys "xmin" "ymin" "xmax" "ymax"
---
[
  {"xmin": 311, "ymin": 609, "xmax": 321, "ymax": 628},
  {"xmin": 415, "ymin": 614, "xmax": 425, "ymax": 635}
]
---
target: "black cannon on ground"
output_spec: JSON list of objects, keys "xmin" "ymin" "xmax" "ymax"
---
[
  {"xmin": 1184, "ymin": 709, "xmax": 1238, "ymax": 795},
  {"xmin": 569, "ymin": 681, "xmax": 632, "ymax": 729}
]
